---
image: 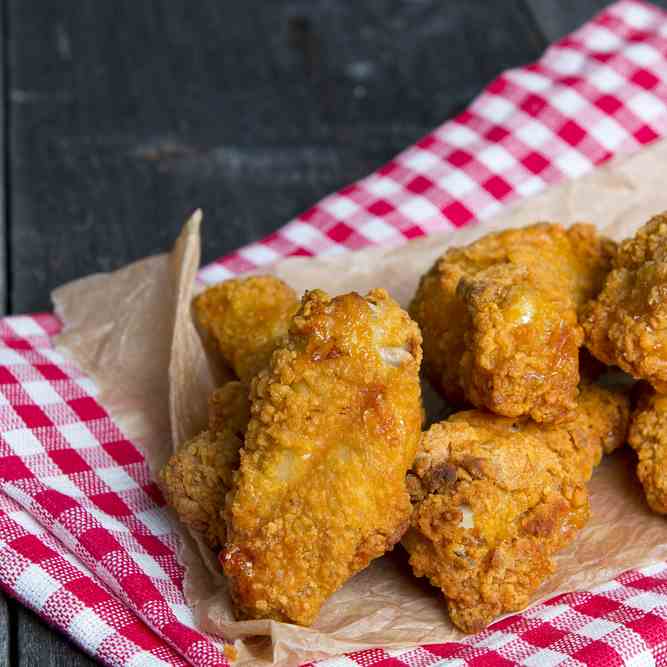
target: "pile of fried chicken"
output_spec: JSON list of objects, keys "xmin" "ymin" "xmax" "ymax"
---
[{"xmin": 160, "ymin": 212, "xmax": 667, "ymax": 634}]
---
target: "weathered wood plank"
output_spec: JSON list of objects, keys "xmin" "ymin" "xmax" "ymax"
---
[
  {"xmin": 0, "ymin": 596, "xmax": 9, "ymax": 667},
  {"xmin": 8, "ymin": 0, "xmax": 545, "ymax": 313},
  {"xmin": 0, "ymin": 0, "xmax": 11, "ymax": 659},
  {"xmin": 15, "ymin": 604, "xmax": 95, "ymax": 666}
]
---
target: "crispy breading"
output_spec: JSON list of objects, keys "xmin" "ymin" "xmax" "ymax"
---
[
  {"xmin": 628, "ymin": 384, "xmax": 667, "ymax": 514},
  {"xmin": 163, "ymin": 277, "xmax": 296, "ymax": 550},
  {"xmin": 193, "ymin": 276, "xmax": 299, "ymax": 384},
  {"xmin": 402, "ymin": 383, "xmax": 629, "ymax": 634},
  {"xmin": 410, "ymin": 223, "xmax": 615, "ymax": 422},
  {"xmin": 582, "ymin": 214, "xmax": 667, "ymax": 392},
  {"xmin": 208, "ymin": 381, "xmax": 251, "ymax": 438},
  {"xmin": 222, "ymin": 288, "xmax": 423, "ymax": 625},
  {"xmin": 161, "ymin": 382, "xmax": 250, "ymax": 549}
]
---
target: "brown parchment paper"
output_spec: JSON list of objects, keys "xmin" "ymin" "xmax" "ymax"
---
[{"xmin": 52, "ymin": 138, "xmax": 667, "ymax": 666}]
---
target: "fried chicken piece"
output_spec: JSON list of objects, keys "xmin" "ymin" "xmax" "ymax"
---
[
  {"xmin": 628, "ymin": 384, "xmax": 667, "ymax": 514},
  {"xmin": 193, "ymin": 276, "xmax": 299, "ymax": 384},
  {"xmin": 582, "ymin": 214, "xmax": 667, "ymax": 392},
  {"xmin": 163, "ymin": 278, "xmax": 294, "ymax": 549},
  {"xmin": 222, "ymin": 288, "xmax": 423, "ymax": 625},
  {"xmin": 410, "ymin": 223, "xmax": 615, "ymax": 423},
  {"xmin": 402, "ymin": 383, "xmax": 629, "ymax": 633},
  {"xmin": 161, "ymin": 382, "xmax": 250, "ymax": 549},
  {"xmin": 208, "ymin": 381, "xmax": 251, "ymax": 437}
]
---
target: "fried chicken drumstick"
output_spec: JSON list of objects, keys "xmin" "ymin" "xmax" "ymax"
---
[
  {"xmin": 403, "ymin": 383, "xmax": 630, "ymax": 633},
  {"xmin": 583, "ymin": 213, "xmax": 667, "ymax": 392},
  {"xmin": 410, "ymin": 223, "xmax": 614, "ymax": 423},
  {"xmin": 222, "ymin": 288, "xmax": 423, "ymax": 625}
]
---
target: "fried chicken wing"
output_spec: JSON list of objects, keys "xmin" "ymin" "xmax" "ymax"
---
[
  {"xmin": 193, "ymin": 276, "xmax": 299, "ymax": 384},
  {"xmin": 161, "ymin": 381, "xmax": 250, "ymax": 549},
  {"xmin": 222, "ymin": 288, "xmax": 423, "ymax": 625},
  {"xmin": 163, "ymin": 277, "xmax": 297, "ymax": 549},
  {"xmin": 402, "ymin": 383, "xmax": 629, "ymax": 633},
  {"xmin": 582, "ymin": 214, "xmax": 667, "ymax": 392},
  {"xmin": 628, "ymin": 384, "xmax": 667, "ymax": 514},
  {"xmin": 411, "ymin": 223, "xmax": 615, "ymax": 422}
]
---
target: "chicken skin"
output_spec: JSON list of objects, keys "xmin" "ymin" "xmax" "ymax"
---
[
  {"xmin": 222, "ymin": 288, "xmax": 423, "ymax": 625},
  {"xmin": 402, "ymin": 383, "xmax": 629, "ymax": 633},
  {"xmin": 161, "ymin": 382, "xmax": 250, "ymax": 549},
  {"xmin": 193, "ymin": 275, "xmax": 299, "ymax": 384},
  {"xmin": 628, "ymin": 384, "xmax": 667, "ymax": 514},
  {"xmin": 410, "ymin": 223, "xmax": 615, "ymax": 423},
  {"xmin": 583, "ymin": 214, "xmax": 667, "ymax": 392}
]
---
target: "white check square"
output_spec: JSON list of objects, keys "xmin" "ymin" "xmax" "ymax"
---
[
  {"xmin": 577, "ymin": 618, "xmax": 620, "ymax": 640},
  {"xmin": 15, "ymin": 565, "xmax": 60, "ymax": 607},
  {"xmin": 362, "ymin": 176, "xmax": 401, "ymax": 197},
  {"xmin": 21, "ymin": 380, "xmax": 63, "ymax": 406},
  {"xmin": 477, "ymin": 144, "xmax": 516, "ymax": 171},
  {"xmin": 320, "ymin": 196, "xmax": 359, "ymax": 219},
  {"xmin": 507, "ymin": 69, "xmax": 550, "ymax": 92},
  {"xmin": 441, "ymin": 123, "xmax": 478, "ymax": 147},
  {"xmin": 400, "ymin": 148, "xmax": 441, "ymax": 172},
  {"xmin": 359, "ymin": 219, "xmax": 400, "ymax": 243},
  {"xmin": 550, "ymin": 88, "xmax": 586, "ymax": 115},
  {"xmin": 198, "ymin": 263, "xmax": 233, "ymax": 285},
  {"xmin": 589, "ymin": 66, "xmax": 625, "ymax": 92},
  {"xmin": 68, "ymin": 608, "xmax": 115, "ymax": 652},
  {"xmin": 3, "ymin": 428, "xmax": 45, "ymax": 456},
  {"xmin": 131, "ymin": 552, "xmax": 168, "ymax": 580},
  {"xmin": 589, "ymin": 116, "xmax": 628, "ymax": 150},
  {"xmin": 554, "ymin": 149, "xmax": 592, "ymax": 178},
  {"xmin": 586, "ymin": 26, "xmax": 622, "ymax": 52},
  {"xmin": 438, "ymin": 170, "xmax": 477, "ymax": 196},
  {"xmin": 43, "ymin": 475, "xmax": 86, "ymax": 497},
  {"xmin": 627, "ymin": 91, "xmax": 665, "ymax": 122},
  {"xmin": 97, "ymin": 466, "xmax": 140, "ymax": 493},
  {"xmin": 6, "ymin": 316, "xmax": 46, "ymax": 337},
  {"xmin": 398, "ymin": 198, "xmax": 440, "ymax": 223},
  {"xmin": 523, "ymin": 649, "xmax": 567, "ymax": 667},
  {"xmin": 0, "ymin": 349, "xmax": 28, "ymax": 366},
  {"xmin": 58, "ymin": 422, "xmax": 99, "ymax": 449},
  {"xmin": 282, "ymin": 221, "xmax": 328, "ymax": 246},
  {"xmin": 239, "ymin": 243, "xmax": 280, "ymax": 266},
  {"xmin": 515, "ymin": 121, "xmax": 553, "ymax": 148},
  {"xmin": 626, "ymin": 43, "xmax": 660, "ymax": 66},
  {"xmin": 478, "ymin": 95, "xmax": 515, "ymax": 122}
]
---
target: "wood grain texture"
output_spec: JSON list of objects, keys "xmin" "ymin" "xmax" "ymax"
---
[
  {"xmin": 0, "ymin": 597, "xmax": 8, "ymax": 667},
  {"xmin": 8, "ymin": 0, "xmax": 545, "ymax": 313},
  {"xmin": 526, "ymin": 0, "xmax": 667, "ymax": 42},
  {"xmin": 15, "ymin": 605, "xmax": 95, "ymax": 666},
  {"xmin": 0, "ymin": 0, "xmax": 9, "ymax": 660}
]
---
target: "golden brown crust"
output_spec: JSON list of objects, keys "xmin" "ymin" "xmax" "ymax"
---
[
  {"xmin": 402, "ymin": 383, "xmax": 629, "ymax": 633},
  {"xmin": 193, "ymin": 276, "xmax": 299, "ymax": 384},
  {"xmin": 208, "ymin": 381, "xmax": 251, "ymax": 437},
  {"xmin": 582, "ymin": 214, "xmax": 667, "ymax": 391},
  {"xmin": 160, "ymin": 382, "xmax": 251, "ymax": 549},
  {"xmin": 410, "ymin": 223, "xmax": 615, "ymax": 422},
  {"xmin": 628, "ymin": 384, "xmax": 667, "ymax": 514},
  {"xmin": 222, "ymin": 288, "xmax": 423, "ymax": 625}
]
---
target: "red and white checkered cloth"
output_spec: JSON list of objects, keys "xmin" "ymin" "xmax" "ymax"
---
[{"xmin": 2, "ymin": 1, "xmax": 667, "ymax": 665}]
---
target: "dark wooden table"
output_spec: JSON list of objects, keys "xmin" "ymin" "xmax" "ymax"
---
[{"xmin": 2, "ymin": 1, "xmax": 666, "ymax": 664}]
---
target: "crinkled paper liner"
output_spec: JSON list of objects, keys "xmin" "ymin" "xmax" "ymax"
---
[{"xmin": 52, "ymin": 139, "xmax": 667, "ymax": 666}]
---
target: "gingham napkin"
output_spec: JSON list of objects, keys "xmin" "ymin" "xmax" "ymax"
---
[{"xmin": 2, "ymin": 1, "xmax": 667, "ymax": 665}]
